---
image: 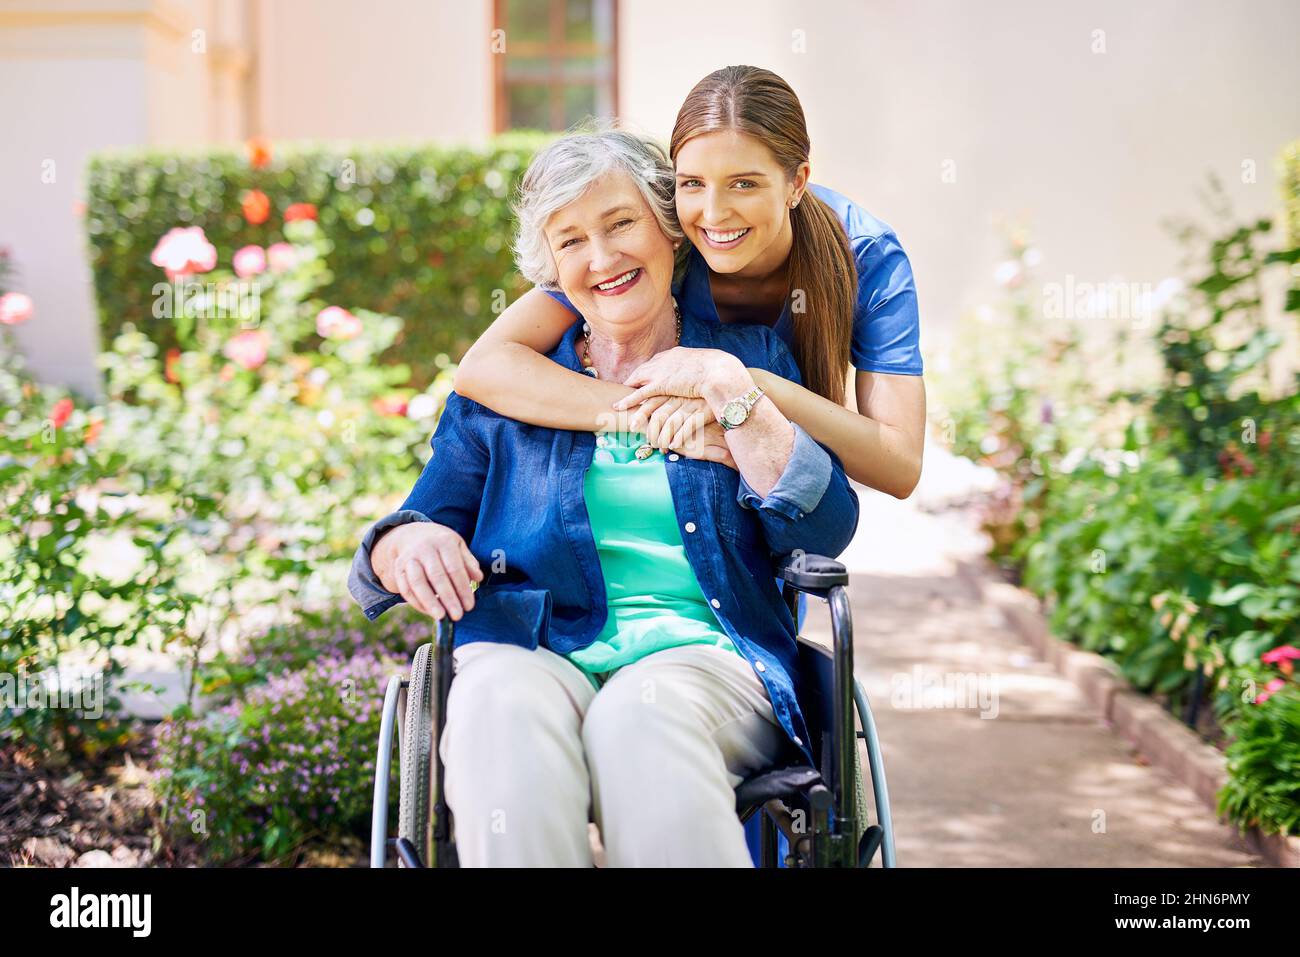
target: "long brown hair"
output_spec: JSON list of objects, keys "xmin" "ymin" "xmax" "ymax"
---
[{"xmin": 670, "ymin": 65, "xmax": 856, "ymax": 405}]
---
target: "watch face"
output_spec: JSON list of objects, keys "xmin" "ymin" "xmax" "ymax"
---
[{"xmin": 721, "ymin": 399, "xmax": 745, "ymax": 426}]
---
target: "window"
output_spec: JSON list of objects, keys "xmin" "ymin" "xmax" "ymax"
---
[{"xmin": 493, "ymin": 0, "xmax": 618, "ymax": 132}]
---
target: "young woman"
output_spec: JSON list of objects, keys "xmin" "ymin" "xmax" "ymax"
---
[{"xmin": 454, "ymin": 64, "xmax": 926, "ymax": 499}]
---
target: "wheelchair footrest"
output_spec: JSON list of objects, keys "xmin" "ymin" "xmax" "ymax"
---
[{"xmin": 734, "ymin": 765, "xmax": 823, "ymax": 813}]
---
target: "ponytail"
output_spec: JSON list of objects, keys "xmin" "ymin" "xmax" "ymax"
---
[{"xmin": 671, "ymin": 65, "xmax": 856, "ymax": 405}]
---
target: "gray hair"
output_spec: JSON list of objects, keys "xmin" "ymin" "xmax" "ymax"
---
[{"xmin": 512, "ymin": 126, "xmax": 687, "ymax": 290}]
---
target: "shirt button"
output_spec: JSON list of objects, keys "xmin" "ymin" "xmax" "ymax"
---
[
  {"xmin": 754, "ymin": 660, "xmax": 766, "ymax": 673},
  {"xmin": 710, "ymin": 598, "xmax": 720, "ymax": 608},
  {"xmin": 684, "ymin": 521, "xmax": 696, "ymax": 533},
  {"xmin": 668, "ymin": 453, "xmax": 679, "ymax": 461},
  {"xmin": 792, "ymin": 735, "xmax": 803, "ymax": 747}
]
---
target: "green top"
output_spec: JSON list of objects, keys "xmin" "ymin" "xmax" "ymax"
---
[{"xmin": 567, "ymin": 431, "xmax": 743, "ymax": 691}]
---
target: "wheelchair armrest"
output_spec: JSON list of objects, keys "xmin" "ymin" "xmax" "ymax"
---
[{"xmin": 776, "ymin": 552, "xmax": 849, "ymax": 594}]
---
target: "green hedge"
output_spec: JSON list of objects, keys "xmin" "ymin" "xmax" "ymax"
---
[
  {"xmin": 1283, "ymin": 141, "xmax": 1300, "ymax": 246},
  {"xmin": 85, "ymin": 133, "xmax": 552, "ymax": 387}
]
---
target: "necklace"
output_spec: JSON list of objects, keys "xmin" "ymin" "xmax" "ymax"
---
[{"xmin": 581, "ymin": 297, "xmax": 682, "ymax": 461}]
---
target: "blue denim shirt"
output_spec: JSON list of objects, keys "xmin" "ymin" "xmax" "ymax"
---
[{"xmin": 347, "ymin": 312, "xmax": 860, "ymax": 768}]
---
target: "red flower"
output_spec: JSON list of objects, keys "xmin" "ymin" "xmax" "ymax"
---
[
  {"xmin": 284, "ymin": 203, "xmax": 318, "ymax": 223},
  {"xmin": 246, "ymin": 136, "xmax": 272, "ymax": 170},
  {"xmin": 1254, "ymin": 677, "xmax": 1287, "ymax": 705},
  {"xmin": 84, "ymin": 418, "xmax": 104, "ymax": 445},
  {"xmin": 50, "ymin": 397, "xmax": 74, "ymax": 429},
  {"xmin": 372, "ymin": 394, "xmax": 409, "ymax": 417},
  {"xmin": 1262, "ymin": 645, "xmax": 1300, "ymax": 664},
  {"xmin": 241, "ymin": 189, "xmax": 271, "ymax": 225},
  {"xmin": 164, "ymin": 348, "xmax": 181, "ymax": 384},
  {"xmin": 1263, "ymin": 645, "xmax": 1300, "ymax": 677}
]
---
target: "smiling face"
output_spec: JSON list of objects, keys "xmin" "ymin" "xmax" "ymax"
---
[
  {"xmin": 674, "ymin": 129, "xmax": 808, "ymax": 278},
  {"xmin": 544, "ymin": 171, "xmax": 677, "ymax": 339}
]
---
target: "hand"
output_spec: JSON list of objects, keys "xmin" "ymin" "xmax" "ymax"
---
[
  {"xmin": 612, "ymin": 347, "xmax": 746, "ymax": 410},
  {"xmin": 630, "ymin": 396, "xmax": 737, "ymax": 469},
  {"xmin": 683, "ymin": 419, "xmax": 738, "ymax": 470},
  {"xmin": 629, "ymin": 395, "xmax": 712, "ymax": 449},
  {"xmin": 377, "ymin": 522, "xmax": 483, "ymax": 621}
]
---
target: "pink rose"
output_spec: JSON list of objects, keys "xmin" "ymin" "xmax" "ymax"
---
[
  {"xmin": 223, "ymin": 329, "xmax": 270, "ymax": 371},
  {"xmin": 233, "ymin": 244, "xmax": 267, "ymax": 278},
  {"xmin": 1254, "ymin": 677, "xmax": 1287, "ymax": 705},
  {"xmin": 150, "ymin": 226, "xmax": 218, "ymax": 280},
  {"xmin": 50, "ymin": 397, "xmax": 74, "ymax": 429},
  {"xmin": 372, "ymin": 394, "xmax": 409, "ymax": 417},
  {"xmin": 1263, "ymin": 644, "xmax": 1299, "ymax": 677},
  {"xmin": 316, "ymin": 305, "xmax": 362, "ymax": 341},
  {"xmin": 267, "ymin": 242, "xmax": 298, "ymax": 274},
  {"xmin": 0, "ymin": 291, "xmax": 34, "ymax": 325}
]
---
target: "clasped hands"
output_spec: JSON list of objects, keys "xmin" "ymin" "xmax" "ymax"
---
[
  {"xmin": 610, "ymin": 346, "xmax": 752, "ymax": 471},
  {"xmin": 376, "ymin": 348, "xmax": 753, "ymax": 622}
]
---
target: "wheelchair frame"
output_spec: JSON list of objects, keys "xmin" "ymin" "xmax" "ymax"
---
[{"xmin": 368, "ymin": 552, "xmax": 896, "ymax": 868}]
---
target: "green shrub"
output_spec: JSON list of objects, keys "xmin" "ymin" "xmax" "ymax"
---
[
  {"xmin": 938, "ymin": 141, "xmax": 1300, "ymax": 836},
  {"xmin": 0, "ymin": 328, "xmax": 179, "ymax": 758},
  {"xmin": 4, "ymin": 195, "xmax": 457, "ymax": 760},
  {"xmin": 85, "ymin": 133, "xmax": 551, "ymax": 388},
  {"xmin": 153, "ymin": 647, "xmax": 407, "ymax": 865},
  {"xmin": 1218, "ymin": 686, "xmax": 1300, "ymax": 838}
]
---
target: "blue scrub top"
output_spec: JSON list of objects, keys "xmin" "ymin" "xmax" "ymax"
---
[{"xmin": 545, "ymin": 182, "xmax": 923, "ymax": 376}]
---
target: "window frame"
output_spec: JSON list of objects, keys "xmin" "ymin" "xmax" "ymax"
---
[{"xmin": 491, "ymin": 0, "xmax": 620, "ymax": 133}]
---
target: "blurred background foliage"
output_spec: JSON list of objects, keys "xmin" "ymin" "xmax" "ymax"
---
[
  {"xmin": 935, "ymin": 141, "xmax": 1300, "ymax": 837},
  {"xmin": 85, "ymin": 133, "xmax": 551, "ymax": 389}
]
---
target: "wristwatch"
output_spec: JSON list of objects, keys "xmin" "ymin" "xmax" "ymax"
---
[{"xmin": 719, "ymin": 385, "xmax": 765, "ymax": 431}]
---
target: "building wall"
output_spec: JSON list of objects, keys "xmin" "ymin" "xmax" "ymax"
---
[
  {"xmin": 0, "ymin": 0, "xmax": 254, "ymax": 396},
  {"xmin": 614, "ymin": 0, "xmax": 1300, "ymax": 369},
  {"xmin": 3, "ymin": 0, "xmax": 1298, "ymax": 396},
  {"xmin": 253, "ymin": 0, "xmax": 493, "ymax": 145}
]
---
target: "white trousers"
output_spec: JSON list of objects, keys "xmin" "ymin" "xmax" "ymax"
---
[{"xmin": 439, "ymin": 640, "xmax": 787, "ymax": 867}]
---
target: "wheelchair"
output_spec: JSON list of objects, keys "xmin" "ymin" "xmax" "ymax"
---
[{"xmin": 368, "ymin": 552, "xmax": 896, "ymax": 868}]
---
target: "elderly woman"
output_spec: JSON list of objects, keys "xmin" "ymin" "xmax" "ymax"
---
[{"xmin": 348, "ymin": 129, "xmax": 859, "ymax": 867}]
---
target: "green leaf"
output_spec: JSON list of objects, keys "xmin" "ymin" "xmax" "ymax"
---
[
  {"xmin": 1229, "ymin": 631, "xmax": 1275, "ymax": 666},
  {"xmin": 1210, "ymin": 583, "xmax": 1256, "ymax": 606}
]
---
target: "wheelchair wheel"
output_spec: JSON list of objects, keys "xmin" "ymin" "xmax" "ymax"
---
[
  {"xmin": 397, "ymin": 642, "xmax": 437, "ymax": 866},
  {"xmin": 852, "ymin": 730, "xmax": 872, "ymax": 862}
]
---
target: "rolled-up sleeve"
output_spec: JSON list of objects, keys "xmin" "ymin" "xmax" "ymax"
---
[
  {"xmin": 737, "ymin": 422, "xmax": 830, "ymax": 519},
  {"xmin": 347, "ymin": 509, "xmax": 434, "ymax": 621},
  {"xmin": 737, "ymin": 332, "xmax": 860, "ymax": 559},
  {"xmin": 347, "ymin": 392, "xmax": 490, "ymax": 622}
]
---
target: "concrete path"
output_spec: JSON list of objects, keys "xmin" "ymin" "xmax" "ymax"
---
[{"xmin": 796, "ymin": 448, "xmax": 1265, "ymax": 867}]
